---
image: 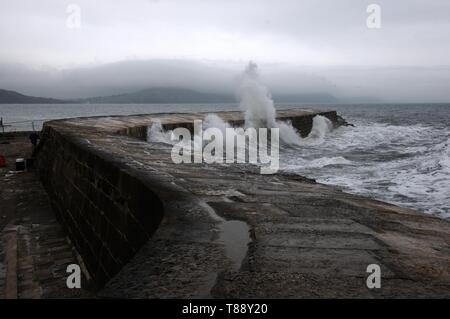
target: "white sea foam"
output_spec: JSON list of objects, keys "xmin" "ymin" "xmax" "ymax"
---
[
  {"xmin": 304, "ymin": 156, "xmax": 353, "ymax": 168},
  {"xmin": 284, "ymin": 156, "xmax": 353, "ymax": 170},
  {"xmin": 203, "ymin": 113, "xmax": 231, "ymax": 132},
  {"xmin": 281, "ymin": 119, "xmax": 450, "ymax": 219},
  {"xmin": 147, "ymin": 120, "xmax": 174, "ymax": 144}
]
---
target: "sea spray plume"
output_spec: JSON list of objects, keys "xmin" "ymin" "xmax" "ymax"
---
[
  {"xmin": 238, "ymin": 62, "xmax": 306, "ymax": 146},
  {"xmin": 203, "ymin": 114, "xmax": 231, "ymax": 132},
  {"xmin": 239, "ymin": 62, "xmax": 276, "ymax": 129},
  {"xmin": 277, "ymin": 121, "xmax": 303, "ymax": 145},
  {"xmin": 203, "ymin": 114, "xmax": 237, "ymax": 160},
  {"xmin": 305, "ymin": 115, "xmax": 333, "ymax": 143},
  {"xmin": 149, "ymin": 63, "xmax": 332, "ymax": 150}
]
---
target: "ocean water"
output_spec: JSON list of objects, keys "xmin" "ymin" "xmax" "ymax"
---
[
  {"xmin": 280, "ymin": 103, "xmax": 450, "ymax": 220},
  {"xmin": 1, "ymin": 103, "xmax": 449, "ymax": 219}
]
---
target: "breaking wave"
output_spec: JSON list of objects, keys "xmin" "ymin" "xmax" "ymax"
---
[
  {"xmin": 281, "ymin": 118, "xmax": 450, "ymax": 219},
  {"xmin": 148, "ymin": 62, "xmax": 333, "ymax": 147},
  {"xmin": 237, "ymin": 62, "xmax": 333, "ymax": 146}
]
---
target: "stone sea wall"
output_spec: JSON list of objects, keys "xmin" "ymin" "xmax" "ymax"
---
[
  {"xmin": 34, "ymin": 109, "xmax": 336, "ymax": 287},
  {"xmin": 31, "ymin": 109, "xmax": 450, "ymax": 298},
  {"xmin": 34, "ymin": 126, "xmax": 164, "ymax": 287}
]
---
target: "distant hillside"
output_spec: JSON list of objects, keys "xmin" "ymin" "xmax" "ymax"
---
[
  {"xmin": 0, "ymin": 88, "xmax": 66, "ymax": 104},
  {"xmin": 0, "ymin": 87, "xmax": 340, "ymax": 104},
  {"xmin": 81, "ymin": 88, "xmax": 235, "ymax": 104},
  {"xmin": 82, "ymin": 87, "xmax": 338, "ymax": 104}
]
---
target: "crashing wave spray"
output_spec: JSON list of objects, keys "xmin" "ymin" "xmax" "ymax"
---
[
  {"xmin": 239, "ymin": 62, "xmax": 277, "ymax": 129},
  {"xmin": 148, "ymin": 62, "xmax": 333, "ymax": 148},
  {"xmin": 304, "ymin": 115, "xmax": 333, "ymax": 144},
  {"xmin": 239, "ymin": 62, "xmax": 327, "ymax": 146},
  {"xmin": 203, "ymin": 114, "xmax": 231, "ymax": 132},
  {"xmin": 147, "ymin": 120, "xmax": 173, "ymax": 143}
]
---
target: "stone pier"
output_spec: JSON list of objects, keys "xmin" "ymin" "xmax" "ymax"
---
[{"xmin": 33, "ymin": 109, "xmax": 450, "ymax": 298}]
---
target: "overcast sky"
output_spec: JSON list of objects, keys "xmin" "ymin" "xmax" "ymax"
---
[{"xmin": 1, "ymin": 0, "xmax": 450, "ymax": 101}]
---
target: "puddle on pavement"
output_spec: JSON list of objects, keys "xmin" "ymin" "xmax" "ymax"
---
[{"xmin": 199, "ymin": 201, "xmax": 251, "ymax": 271}]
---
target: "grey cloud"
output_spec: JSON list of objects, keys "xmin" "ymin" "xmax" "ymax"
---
[
  {"xmin": 1, "ymin": 0, "xmax": 450, "ymax": 66},
  {"xmin": 0, "ymin": 1, "xmax": 449, "ymax": 102},
  {"xmin": 1, "ymin": 60, "xmax": 449, "ymax": 102},
  {"xmin": 0, "ymin": 60, "xmax": 338, "ymax": 99}
]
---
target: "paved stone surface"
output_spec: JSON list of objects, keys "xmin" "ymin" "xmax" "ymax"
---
[
  {"xmin": 30, "ymin": 109, "xmax": 450, "ymax": 297},
  {"xmin": 0, "ymin": 134, "xmax": 89, "ymax": 298}
]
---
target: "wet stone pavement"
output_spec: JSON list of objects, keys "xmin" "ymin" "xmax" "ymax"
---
[
  {"xmin": 63, "ymin": 112, "xmax": 448, "ymax": 298},
  {"xmin": 0, "ymin": 134, "xmax": 89, "ymax": 298},
  {"xmin": 3, "ymin": 109, "xmax": 450, "ymax": 298}
]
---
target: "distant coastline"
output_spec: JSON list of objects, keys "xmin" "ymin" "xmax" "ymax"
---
[
  {"xmin": 0, "ymin": 87, "xmax": 350, "ymax": 104},
  {"xmin": 0, "ymin": 88, "xmax": 68, "ymax": 104}
]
